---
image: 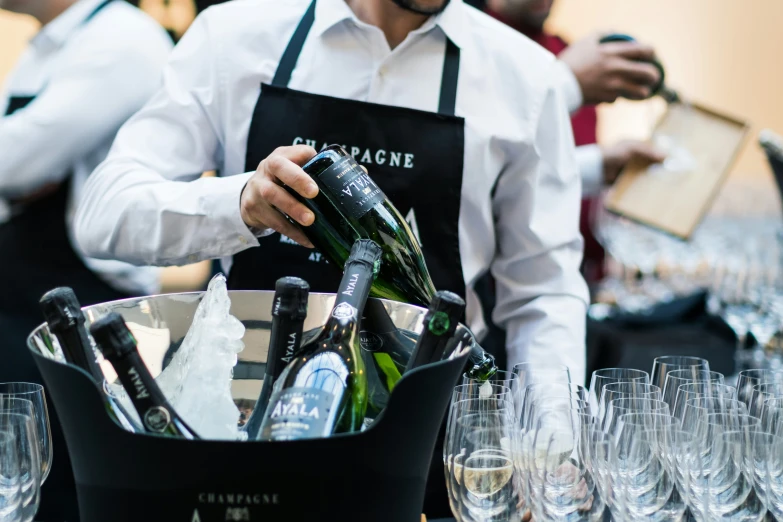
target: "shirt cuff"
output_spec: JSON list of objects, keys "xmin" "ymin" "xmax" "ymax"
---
[
  {"xmin": 577, "ymin": 144, "xmax": 604, "ymax": 197},
  {"xmin": 210, "ymin": 172, "xmax": 262, "ymax": 249},
  {"xmin": 554, "ymin": 59, "xmax": 584, "ymax": 114}
]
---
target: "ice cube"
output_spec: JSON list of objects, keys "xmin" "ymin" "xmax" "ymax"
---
[{"xmin": 156, "ymin": 274, "xmax": 245, "ymax": 439}]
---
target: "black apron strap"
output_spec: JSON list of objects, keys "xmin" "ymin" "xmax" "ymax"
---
[
  {"xmin": 271, "ymin": 0, "xmax": 460, "ymax": 116},
  {"xmin": 82, "ymin": 0, "xmax": 114, "ymax": 24},
  {"xmin": 438, "ymin": 39, "xmax": 460, "ymax": 116},
  {"xmin": 272, "ymin": 0, "xmax": 317, "ymax": 87}
]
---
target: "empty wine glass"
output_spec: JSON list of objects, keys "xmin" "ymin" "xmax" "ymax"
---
[
  {"xmin": 672, "ymin": 382, "xmax": 737, "ymax": 421},
  {"xmin": 588, "ymin": 368, "xmax": 649, "ymax": 414},
  {"xmin": 585, "ymin": 429, "xmax": 618, "ymax": 517},
  {"xmin": 0, "ymin": 384, "xmax": 51, "ymax": 485},
  {"xmin": 532, "ymin": 428, "xmax": 604, "ymax": 521},
  {"xmin": 748, "ymin": 382, "xmax": 783, "ymax": 419},
  {"xmin": 598, "ymin": 382, "xmax": 661, "ymax": 425},
  {"xmin": 736, "ymin": 369, "xmax": 783, "ymax": 409},
  {"xmin": 0, "ymin": 430, "xmax": 21, "ymax": 522},
  {"xmin": 615, "ymin": 428, "xmax": 687, "ymax": 521},
  {"xmin": 651, "ymin": 356, "xmax": 710, "ymax": 391},
  {"xmin": 759, "ymin": 397, "xmax": 783, "ymax": 435},
  {"xmin": 662, "ymin": 369, "xmax": 724, "ymax": 410},
  {"xmin": 703, "ymin": 430, "xmax": 768, "ymax": 521},
  {"xmin": 603, "ymin": 398, "xmax": 669, "ymax": 435},
  {"xmin": 512, "ymin": 363, "xmax": 571, "ymax": 391},
  {"xmin": 0, "ymin": 414, "xmax": 40, "ymax": 522}
]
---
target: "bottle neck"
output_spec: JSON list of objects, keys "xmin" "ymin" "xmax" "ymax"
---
[
  {"xmin": 331, "ymin": 260, "xmax": 375, "ymax": 322},
  {"xmin": 267, "ymin": 314, "xmax": 306, "ymax": 380},
  {"xmin": 110, "ymin": 350, "xmax": 170, "ymax": 413},
  {"xmin": 54, "ymin": 323, "xmax": 103, "ymax": 380}
]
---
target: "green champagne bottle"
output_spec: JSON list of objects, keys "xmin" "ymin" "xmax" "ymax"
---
[
  {"xmin": 90, "ymin": 312, "xmax": 199, "ymax": 439},
  {"xmin": 405, "ymin": 291, "xmax": 465, "ymax": 371},
  {"xmin": 287, "ymin": 145, "xmax": 497, "ymax": 381},
  {"xmin": 39, "ymin": 287, "xmax": 142, "ymax": 433},
  {"xmin": 258, "ymin": 239, "xmax": 382, "ymax": 440},
  {"xmin": 286, "ymin": 144, "xmax": 435, "ymax": 306}
]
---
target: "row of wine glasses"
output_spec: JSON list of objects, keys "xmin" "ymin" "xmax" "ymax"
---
[
  {"xmin": 0, "ymin": 383, "xmax": 53, "ymax": 522},
  {"xmin": 591, "ymin": 179, "xmax": 783, "ymax": 373},
  {"xmin": 444, "ymin": 355, "xmax": 783, "ymax": 521}
]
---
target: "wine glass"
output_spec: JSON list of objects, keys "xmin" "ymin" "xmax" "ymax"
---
[
  {"xmin": 532, "ymin": 428, "xmax": 604, "ymax": 521},
  {"xmin": 616, "ymin": 429, "xmax": 687, "ymax": 521},
  {"xmin": 0, "ymin": 384, "xmax": 51, "ymax": 485},
  {"xmin": 672, "ymin": 382, "xmax": 737, "ymax": 421},
  {"xmin": 588, "ymin": 368, "xmax": 649, "ymax": 414},
  {"xmin": 445, "ymin": 398, "xmax": 515, "ymax": 521},
  {"xmin": 651, "ymin": 356, "xmax": 710, "ymax": 391},
  {"xmin": 597, "ymin": 382, "xmax": 661, "ymax": 425},
  {"xmin": 0, "ymin": 414, "xmax": 40, "ymax": 522},
  {"xmin": 0, "ymin": 430, "xmax": 22, "ymax": 522},
  {"xmin": 703, "ymin": 430, "xmax": 768, "ymax": 521},
  {"xmin": 661, "ymin": 369, "xmax": 724, "ymax": 410},
  {"xmin": 603, "ymin": 398, "xmax": 669, "ymax": 435},
  {"xmin": 736, "ymin": 369, "xmax": 783, "ymax": 409},
  {"xmin": 748, "ymin": 382, "xmax": 783, "ymax": 419},
  {"xmin": 458, "ymin": 427, "xmax": 521, "ymax": 521}
]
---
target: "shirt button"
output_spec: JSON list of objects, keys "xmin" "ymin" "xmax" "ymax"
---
[
  {"xmin": 239, "ymin": 235, "xmax": 248, "ymax": 245},
  {"xmin": 378, "ymin": 66, "xmax": 387, "ymax": 78},
  {"xmin": 188, "ymin": 254, "xmax": 198, "ymax": 263}
]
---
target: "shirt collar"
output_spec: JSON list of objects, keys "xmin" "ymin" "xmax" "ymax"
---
[
  {"xmin": 312, "ymin": 0, "xmax": 468, "ymax": 49},
  {"xmin": 31, "ymin": 0, "xmax": 107, "ymax": 50}
]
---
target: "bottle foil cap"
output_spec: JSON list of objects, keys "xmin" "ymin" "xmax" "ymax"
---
[
  {"xmin": 90, "ymin": 312, "xmax": 137, "ymax": 360},
  {"xmin": 346, "ymin": 239, "xmax": 383, "ymax": 268},
  {"xmin": 39, "ymin": 287, "xmax": 84, "ymax": 331},
  {"xmin": 273, "ymin": 277, "xmax": 310, "ymax": 319}
]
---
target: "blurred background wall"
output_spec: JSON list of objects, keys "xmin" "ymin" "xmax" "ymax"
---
[{"xmin": 2, "ymin": 0, "xmax": 782, "ymax": 290}]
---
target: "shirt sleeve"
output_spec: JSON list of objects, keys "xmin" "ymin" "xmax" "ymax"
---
[
  {"xmin": 74, "ymin": 11, "xmax": 260, "ymax": 267},
  {"xmin": 552, "ymin": 59, "xmax": 583, "ymax": 115},
  {"xmin": 490, "ymin": 65, "xmax": 590, "ymax": 385},
  {"xmin": 577, "ymin": 144, "xmax": 604, "ymax": 197},
  {"xmin": 0, "ymin": 33, "xmax": 171, "ymax": 198}
]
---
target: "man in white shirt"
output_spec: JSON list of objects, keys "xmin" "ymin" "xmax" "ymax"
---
[
  {"xmin": 0, "ymin": 0, "xmax": 171, "ymax": 518},
  {"xmin": 75, "ymin": 0, "xmax": 588, "ymax": 513}
]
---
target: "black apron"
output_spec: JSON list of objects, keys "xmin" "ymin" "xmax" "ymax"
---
[
  {"xmin": 0, "ymin": 2, "xmax": 130, "ymax": 519},
  {"xmin": 227, "ymin": 1, "xmax": 465, "ymax": 516}
]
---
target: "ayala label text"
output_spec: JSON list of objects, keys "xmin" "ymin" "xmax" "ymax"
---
[
  {"xmin": 260, "ymin": 387, "xmax": 334, "ymax": 440},
  {"xmin": 319, "ymin": 157, "xmax": 386, "ymax": 220},
  {"xmin": 127, "ymin": 367, "xmax": 149, "ymax": 399}
]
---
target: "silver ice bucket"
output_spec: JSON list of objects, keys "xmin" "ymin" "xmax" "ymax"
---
[
  {"xmin": 29, "ymin": 290, "xmax": 429, "ymax": 410},
  {"xmin": 27, "ymin": 290, "xmax": 467, "ymax": 522}
]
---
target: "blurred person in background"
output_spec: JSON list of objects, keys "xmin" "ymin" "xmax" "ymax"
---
[
  {"xmin": 0, "ymin": 0, "xmax": 172, "ymax": 517},
  {"xmin": 474, "ymin": 0, "xmax": 667, "ymax": 374},
  {"xmin": 486, "ymin": 0, "xmax": 667, "ymax": 282}
]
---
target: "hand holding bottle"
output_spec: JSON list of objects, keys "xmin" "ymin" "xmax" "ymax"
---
[
  {"xmin": 240, "ymin": 144, "xmax": 319, "ymax": 248},
  {"xmin": 559, "ymin": 32, "xmax": 661, "ymax": 105}
]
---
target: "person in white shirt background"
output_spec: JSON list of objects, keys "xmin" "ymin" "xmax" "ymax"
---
[
  {"xmin": 475, "ymin": 0, "xmax": 668, "ymax": 374},
  {"xmin": 0, "ymin": 0, "xmax": 171, "ymax": 517},
  {"xmin": 74, "ymin": 0, "xmax": 588, "ymax": 515}
]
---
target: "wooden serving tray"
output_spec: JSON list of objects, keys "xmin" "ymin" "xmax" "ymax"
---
[{"xmin": 604, "ymin": 101, "xmax": 750, "ymax": 239}]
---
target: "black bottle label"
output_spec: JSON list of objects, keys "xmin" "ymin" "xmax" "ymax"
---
[
  {"xmin": 318, "ymin": 157, "xmax": 386, "ymax": 219},
  {"xmin": 260, "ymin": 387, "xmax": 334, "ymax": 440}
]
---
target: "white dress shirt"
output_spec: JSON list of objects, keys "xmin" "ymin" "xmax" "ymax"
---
[
  {"xmin": 75, "ymin": 0, "xmax": 590, "ymax": 382},
  {"xmin": 553, "ymin": 59, "xmax": 604, "ymax": 197},
  {"xmin": 0, "ymin": 0, "xmax": 172, "ymax": 295}
]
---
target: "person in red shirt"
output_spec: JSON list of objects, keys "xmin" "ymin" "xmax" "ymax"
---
[{"xmin": 486, "ymin": 0, "xmax": 666, "ymax": 283}]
